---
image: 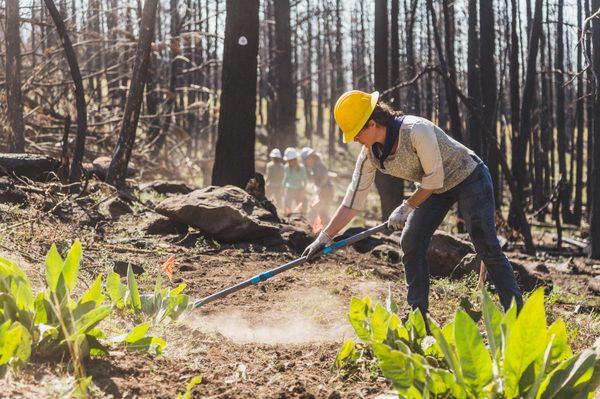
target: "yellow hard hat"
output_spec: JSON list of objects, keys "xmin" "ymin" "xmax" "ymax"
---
[{"xmin": 334, "ymin": 90, "xmax": 379, "ymax": 143}]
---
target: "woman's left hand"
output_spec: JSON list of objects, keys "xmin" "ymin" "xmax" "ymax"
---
[{"xmin": 387, "ymin": 200, "xmax": 415, "ymax": 230}]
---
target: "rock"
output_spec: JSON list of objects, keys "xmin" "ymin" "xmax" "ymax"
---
[
  {"xmin": 113, "ymin": 260, "xmax": 144, "ymax": 277},
  {"xmin": 449, "ymin": 253, "xmax": 482, "ymax": 279},
  {"xmin": 510, "ymin": 259, "xmax": 553, "ymax": 292},
  {"xmin": 281, "ymin": 227, "xmax": 313, "ymax": 253},
  {"xmin": 89, "ymin": 156, "xmax": 137, "ymax": 180},
  {"xmin": 589, "ymin": 277, "xmax": 600, "ymax": 295},
  {"xmin": 337, "ymin": 227, "xmax": 384, "ymax": 253},
  {"xmin": 143, "ymin": 214, "xmax": 188, "ymax": 235},
  {"xmin": 139, "ymin": 180, "xmax": 193, "ymax": 195},
  {"xmin": 371, "ymin": 244, "xmax": 401, "ymax": 264},
  {"xmin": 0, "ymin": 153, "xmax": 60, "ymax": 181},
  {"xmin": 107, "ymin": 197, "xmax": 133, "ymax": 218},
  {"xmin": 155, "ymin": 185, "xmax": 280, "ymax": 243},
  {"xmin": 426, "ymin": 230, "xmax": 475, "ymax": 277},
  {"xmin": 245, "ymin": 173, "xmax": 278, "ymax": 219},
  {"xmin": 0, "ymin": 177, "xmax": 28, "ymax": 206}
]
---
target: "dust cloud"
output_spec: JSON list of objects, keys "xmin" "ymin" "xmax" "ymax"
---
[{"xmin": 185, "ymin": 287, "xmax": 357, "ymax": 344}]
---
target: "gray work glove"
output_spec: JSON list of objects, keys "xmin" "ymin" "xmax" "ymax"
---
[
  {"xmin": 302, "ymin": 231, "xmax": 333, "ymax": 260},
  {"xmin": 387, "ymin": 200, "xmax": 416, "ymax": 230}
]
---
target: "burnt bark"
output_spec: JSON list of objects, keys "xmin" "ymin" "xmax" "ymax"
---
[
  {"xmin": 211, "ymin": 0, "xmax": 259, "ymax": 188},
  {"xmin": 106, "ymin": 0, "xmax": 159, "ymax": 188},
  {"xmin": 6, "ymin": 0, "xmax": 25, "ymax": 153}
]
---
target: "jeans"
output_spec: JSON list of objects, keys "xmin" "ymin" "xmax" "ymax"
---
[{"xmin": 400, "ymin": 159, "xmax": 523, "ymax": 314}]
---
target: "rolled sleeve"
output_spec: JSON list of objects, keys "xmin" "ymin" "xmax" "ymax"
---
[
  {"xmin": 341, "ymin": 147, "xmax": 376, "ymax": 210},
  {"xmin": 410, "ymin": 122, "xmax": 444, "ymax": 190}
]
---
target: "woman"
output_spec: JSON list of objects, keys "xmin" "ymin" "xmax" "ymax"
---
[
  {"xmin": 302, "ymin": 90, "xmax": 523, "ymax": 315},
  {"xmin": 282, "ymin": 147, "xmax": 308, "ymax": 216}
]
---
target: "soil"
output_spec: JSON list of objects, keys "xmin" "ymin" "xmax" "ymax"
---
[{"xmin": 1, "ymin": 189, "xmax": 599, "ymax": 398}]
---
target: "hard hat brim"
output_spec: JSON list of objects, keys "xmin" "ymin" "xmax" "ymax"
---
[{"xmin": 342, "ymin": 91, "xmax": 379, "ymax": 144}]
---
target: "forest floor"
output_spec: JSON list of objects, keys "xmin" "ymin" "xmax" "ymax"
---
[{"xmin": 1, "ymin": 182, "xmax": 599, "ymax": 398}]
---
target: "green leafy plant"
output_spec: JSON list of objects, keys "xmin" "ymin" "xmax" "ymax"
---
[
  {"xmin": 344, "ymin": 288, "xmax": 600, "ymax": 398},
  {"xmin": 176, "ymin": 376, "xmax": 203, "ymax": 399},
  {"xmin": 0, "ymin": 240, "xmax": 172, "ymax": 385},
  {"xmin": 106, "ymin": 265, "xmax": 189, "ymax": 324}
]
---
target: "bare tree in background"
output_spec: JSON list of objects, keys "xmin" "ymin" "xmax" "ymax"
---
[
  {"xmin": 43, "ymin": 0, "xmax": 88, "ymax": 189},
  {"xmin": 6, "ymin": 0, "xmax": 25, "ymax": 153},
  {"xmin": 106, "ymin": 0, "xmax": 160, "ymax": 188},
  {"xmin": 212, "ymin": 0, "xmax": 259, "ymax": 188}
]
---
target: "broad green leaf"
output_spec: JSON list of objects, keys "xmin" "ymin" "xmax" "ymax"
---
[
  {"xmin": 547, "ymin": 320, "xmax": 572, "ymax": 365},
  {"xmin": 442, "ymin": 320, "xmax": 456, "ymax": 347},
  {"xmin": 482, "ymin": 288, "xmax": 502, "ymax": 356},
  {"xmin": 504, "ymin": 288, "xmax": 548, "ymax": 398},
  {"xmin": 44, "ymin": 244, "xmax": 63, "ymax": 291},
  {"xmin": 370, "ymin": 303, "xmax": 392, "ymax": 343},
  {"xmin": 74, "ymin": 305, "xmax": 110, "ymax": 334},
  {"xmin": 454, "ymin": 309, "xmax": 493, "ymax": 395},
  {"xmin": 62, "ymin": 240, "xmax": 82, "ymax": 291},
  {"xmin": 126, "ymin": 335, "xmax": 166, "ymax": 354},
  {"xmin": 106, "ymin": 272, "xmax": 127, "ymax": 307},
  {"xmin": 0, "ymin": 321, "xmax": 31, "ymax": 366},
  {"xmin": 407, "ymin": 308, "xmax": 427, "ymax": 341},
  {"xmin": 527, "ymin": 336, "xmax": 555, "ymax": 399},
  {"xmin": 372, "ymin": 342, "xmax": 416, "ymax": 392},
  {"xmin": 125, "ymin": 322, "xmax": 150, "ymax": 343},
  {"xmin": 348, "ymin": 297, "xmax": 372, "ymax": 342},
  {"xmin": 537, "ymin": 348, "xmax": 597, "ymax": 399},
  {"xmin": 79, "ymin": 274, "xmax": 104, "ymax": 308},
  {"xmin": 336, "ymin": 339, "xmax": 357, "ymax": 369},
  {"xmin": 429, "ymin": 318, "xmax": 464, "ymax": 383},
  {"xmin": 126, "ymin": 265, "xmax": 141, "ymax": 310},
  {"xmin": 170, "ymin": 283, "xmax": 186, "ymax": 296},
  {"xmin": 430, "ymin": 368, "xmax": 468, "ymax": 399}
]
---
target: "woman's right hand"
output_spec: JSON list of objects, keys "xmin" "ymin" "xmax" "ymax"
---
[{"xmin": 302, "ymin": 231, "xmax": 333, "ymax": 260}]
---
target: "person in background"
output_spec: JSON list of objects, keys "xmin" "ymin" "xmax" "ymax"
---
[
  {"xmin": 265, "ymin": 148, "xmax": 284, "ymax": 208},
  {"xmin": 282, "ymin": 147, "xmax": 308, "ymax": 216},
  {"xmin": 301, "ymin": 147, "xmax": 334, "ymax": 221}
]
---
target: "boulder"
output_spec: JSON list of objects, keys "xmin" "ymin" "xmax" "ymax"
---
[
  {"xmin": 371, "ymin": 244, "xmax": 401, "ymax": 264},
  {"xmin": 155, "ymin": 185, "xmax": 280, "ymax": 242},
  {"xmin": 0, "ymin": 177, "xmax": 28, "ymax": 206},
  {"xmin": 107, "ymin": 197, "xmax": 133, "ymax": 219},
  {"xmin": 337, "ymin": 227, "xmax": 384, "ymax": 253},
  {"xmin": 426, "ymin": 230, "xmax": 474, "ymax": 276},
  {"xmin": 89, "ymin": 156, "xmax": 137, "ymax": 180},
  {"xmin": 139, "ymin": 180, "xmax": 194, "ymax": 195},
  {"xmin": 143, "ymin": 214, "xmax": 188, "ymax": 235}
]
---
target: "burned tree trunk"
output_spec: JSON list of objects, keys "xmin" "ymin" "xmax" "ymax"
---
[
  {"xmin": 510, "ymin": 0, "xmax": 543, "ymax": 254},
  {"xmin": 211, "ymin": 0, "xmax": 259, "ymax": 188},
  {"xmin": 271, "ymin": 0, "xmax": 296, "ymax": 149},
  {"xmin": 590, "ymin": 0, "xmax": 600, "ymax": 259},
  {"xmin": 44, "ymin": 0, "xmax": 88, "ymax": 190},
  {"xmin": 479, "ymin": 0, "xmax": 499, "ymax": 203},
  {"xmin": 467, "ymin": 0, "xmax": 481, "ymax": 154},
  {"xmin": 374, "ymin": 0, "xmax": 405, "ymax": 220},
  {"xmin": 106, "ymin": 0, "xmax": 159, "ymax": 188},
  {"xmin": 6, "ymin": 0, "xmax": 25, "ymax": 153},
  {"xmin": 574, "ymin": 0, "xmax": 585, "ymax": 224}
]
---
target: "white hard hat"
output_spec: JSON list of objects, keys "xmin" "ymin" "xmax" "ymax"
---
[
  {"xmin": 300, "ymin": 147, "xmax": 315, "ymax": 161},
  {"xmin": 283, "ymin": 147, "xmax": 299, "ymax": 161},
  {"xmin": 269, "ymin": 148, "xmax": 282, "ymax": 158}
]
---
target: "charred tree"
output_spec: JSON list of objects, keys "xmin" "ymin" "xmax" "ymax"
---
[
  {"xmin": 271, "ymin": 0, "xmax": 296, "ymax": 148},
  {"xmin": 590, "ymin": 0, "xmax": 600, "ymax": 259},
  {"xmin": 479, "ymin": 0, "xmax": 499, "ymax": 203},
  {"xmin": 44, "ymin": 0, "xmax": 88, "ymax": 190},
  {"xmin": 212, "ymin": 0, "xmax": 260, "ymax": 188},
  {"xmin": 106, "ymin": 0, "xmax": 159, "ymax": 188},
  {"xmin": 574, "ymin": 0, "xmax": 585, "ymax": 224},
  {"xmin": 6, "ymin": 0, "xmax": 25, "ymax": 153},
  {"xmin": 467, "ymin": 0, "xmax": 481, "ymax": 154},
  {"xmin": 374, "ymin": 0, "xmax": 405, "ymax": 219}
]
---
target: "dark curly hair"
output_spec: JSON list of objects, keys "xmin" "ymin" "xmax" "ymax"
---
[{"xmin": 362, "ymin": 100, "xmax": 404, "ymax": 129}]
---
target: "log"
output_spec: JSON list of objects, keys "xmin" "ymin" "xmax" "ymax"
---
[{"xmin": 0, "ymin": 153, "xmax": 60, "ymax": 181}]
